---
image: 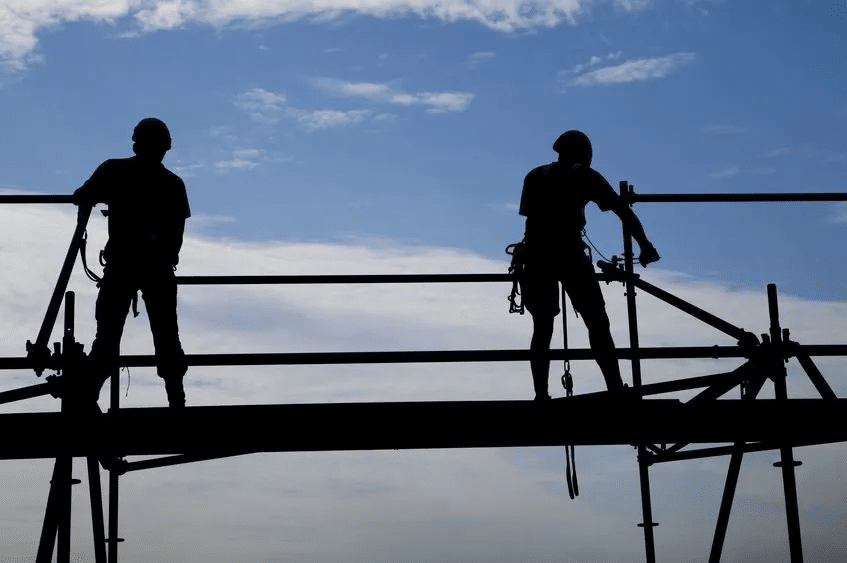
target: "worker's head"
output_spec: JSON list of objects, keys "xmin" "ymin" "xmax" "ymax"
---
[
  {"xmin": 553, "ymin": 130, "xmax": 592, "ymax": 167},
  {"xmin": 132, "ymin": 118, "xmax": 172, "ymax": 161}
]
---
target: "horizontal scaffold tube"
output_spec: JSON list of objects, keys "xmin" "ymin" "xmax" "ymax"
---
[
  {"xmin": 2, "ymin": 398, "xmax": 846, "ymax": 459},
  {"xmin": 629, "ymin": 192, "xmax": 847, "ymax": 203},
  {"xmin": 2, "ymin": 345, "xmax": 847, "ymax": 371}
]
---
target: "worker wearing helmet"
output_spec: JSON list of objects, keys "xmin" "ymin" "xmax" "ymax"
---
[
  {"xmin": 519, "ymin": 130, "xmax": 659, "ymax": 400},
  {"xmin": 73, "ymin": 118, "xmax": 191, "ymax": 408}
]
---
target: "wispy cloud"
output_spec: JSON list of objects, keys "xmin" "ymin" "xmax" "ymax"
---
[
  {"xmin": 709, "ymin": 166, "xmax": 740, "ymax": 179},
  {"xmin": 289, "ymin": 109, "xmax": 372, "ymax": 131},
  {"xmin": 560, "ymin": 50, "xmax": 623, "ymax": 79},
  {"xmin": 315, "ymin": 79, "xmax": 474, "ymax": 113},
  {"xmin": 234, "ymin": 88, "xmax": 287, "ymax": 124},
  {"xmin": 702, "ymin": 124, "xmax": 746, "ymax": 135},
  {"xmin": 566, "ymin": 52, "xmax": 696, "ymax": 86},
  {"xmin": 215, "ymin": 148, "xmax": 264, "ymax": 170},
  {"xmin": 832, "ymin": 202, "xmax": 847, "ymax": 224},
  {"xmin": 468, "ymin": 51, "xmax": 496, "ymax": 66},
  {"xmin": 3, "ymin": 0, "xmax": 650, "ymax": 70},
  {"xmin": 761, "ymin": 147, "xmax": 791, "ymax": 158}
]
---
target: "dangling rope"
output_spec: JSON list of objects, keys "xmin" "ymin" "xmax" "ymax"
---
[{"xmin": 561, "ymin": 283, "xmax": 579, "ymax": 499}]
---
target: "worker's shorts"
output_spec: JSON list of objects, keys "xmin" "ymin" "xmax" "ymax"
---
[{"xmin": 519, "ymin": 251, "xmax": 606, "ymax": 319}]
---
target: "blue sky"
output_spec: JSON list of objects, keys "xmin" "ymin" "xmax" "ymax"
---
[
  {"xmin": 1, "ymin": 0, "xmax": 845, "ymax": 296},
  {"xmin": 1, "ymin": 1, "xmax": 847, "ymax": 562}
]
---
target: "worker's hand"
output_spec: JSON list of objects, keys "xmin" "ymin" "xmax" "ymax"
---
[{"xmin": 638, "ymin": 244, "xmax": 660, "ymax": 267}]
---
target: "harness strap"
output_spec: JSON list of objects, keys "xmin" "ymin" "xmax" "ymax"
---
[
  {"xmin": 80, "ymin": 230, "xmax": 102, "ymax": 285},
  {"xmin": 505, "ymin": 241, "xmax": 526, "ymax": 315}
]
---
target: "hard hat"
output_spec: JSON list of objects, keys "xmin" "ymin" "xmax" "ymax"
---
[
  {"xmin": 132, "ymin": 118, "xmax": 172, "ymax": 151},
  {"xmin": 553, "ymin": 130, "xmax": 592, "ymax": 166}
]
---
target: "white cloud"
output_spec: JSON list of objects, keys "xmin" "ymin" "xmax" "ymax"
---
[
  {"xmin": 567, "ymin": 52, "xmax": 696, "ymax": 86},
  {"xmin": 135, "ymin": 0, "xmax": 198, "ymax": 31},
  {"xmin": 615, "ymin": 0, "xmax": 651, "ymax": 10},
  {"xmin": 232, "ymin": 86, "xmax": 399, "ymax": 131},
  {"xmin": 702, "ymin": 124, "xmax": 747, "ymax": 135},
  {"xmin": 234, "ymin": 87, "xmax": 287, "ymax": 124},
  {"xmin": 709, "ymin": 166, "xmax": 740, "ymax": 179},
  {"xmin": 762, "ymin": 147, "xmax": 791, "ymax": 158},
  {"xmin": 316, "ymin": 78, "xmax": 475, "ymax": 113},
  {"xmin": 470, "ymin": 51, "xmax": 496, "ymax": 62},
  {"xmin": 288, "ymin": 108, "xmax": 372, "ymax": 130},
  {"xmin": 214, "ymin": 147, "xmax": 265, "ymax": 170},
  {"xmin": 561, "ymin": 50, "xmax": 626, "ymax": 80},
  {"xmin": 1, "ymin": 0, "xmax": 661, "ymax": 70}
]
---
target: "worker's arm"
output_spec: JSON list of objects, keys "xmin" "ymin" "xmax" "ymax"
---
[
  {"xmin": 72, "ymin": 161, "xmax": 110, "ymax": 206},
  {"xmin": 611, "ymin": 204, "xmax": 660, "ymax": 267}
]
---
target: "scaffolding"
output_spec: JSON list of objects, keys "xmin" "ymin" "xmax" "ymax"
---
[{"xmin": 2, "ymin": 182, "xmax": 847, "ymax": 563}]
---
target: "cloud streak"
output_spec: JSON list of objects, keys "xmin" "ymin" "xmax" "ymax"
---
[
  {"xmin": 316, "ymin": 78, "xmax": 475, "ymax": 113},
  {"xmin": 0, "ymin": 0, "xmax": 664, "ymax": 70},
  {"xmin": 567, "ymin": 52, "xmax": 696, "ymax": 86}
]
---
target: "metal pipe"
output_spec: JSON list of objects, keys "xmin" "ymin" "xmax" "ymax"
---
[
  {"xmin": 650, "ymin": 437, "xmax": 847, "ymax": 463},
  {"xmin": 620, "ymin": 182, "xmax": 657, "ymax": 563},
  {"xmin": 794, "ymin": 353, "xmax": 838, "ymax": 401},
  {"xmin": 0, "ymin": 380, "xmax": 59, "ymax": 404},
  {"xmin": 121, "ymin": 451, "xmax": 255, "ymax": 473},
  {"xmin": 708, "ymin": 447, "xmax": 744, "ymax": 563},
  {"xmin": 768, "ymin": 284, "xmax": 804, "ymax": 563},
  {"xmin": 0, "ymin": 194, "xmax": 75, "ymax": 204},
  {"xmin": 637, "ymin": 369, "xmax": 746, "ymax": 397},
  {"xmin": 4, "ymin": 342, "xmax": 847, "ymax": 372},
  {"xmin": 28, "ymin": 204, "xmax": 92, "ymax": 375},
  {"xmin": 629, "ymin": 192, "xmax": 847, "ymax": 203},
  {"xmin": 35, "ymin": 459, "xmax": 63, "ymax": 563},
  {"xmin": 57, "ymin": 456, "xmax": 72, "ymax": 563},
  {"xmin": 108, "ymin": 469, "xmax": 120, "ymax": 563},
  {"xmin": 88, "ymin": 457, "xmax": 108, "ymax": 563},
  {"xmin": 177, "ymin": 273, "xmax": 513, "ymax": 285},
  {"xmin": 631, "ymin": 277, "xmax": 757, "ymax": 345}
]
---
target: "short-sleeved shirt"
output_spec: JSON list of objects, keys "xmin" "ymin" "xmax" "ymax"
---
[
  {"xmin": 74, "ymin": 156, "xmax": 190, "ymax": 266},
  {"xmin": 519, "ymin": 162, "xmax": 620, "ymax": 261}
]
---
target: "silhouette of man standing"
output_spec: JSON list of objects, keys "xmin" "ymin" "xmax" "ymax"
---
[
  {"xmin": 519, "ymin": 130, "xmax": 659, "ymax": 400},
  {"xmin": 73, "ymin": 118, "xmax": 190, "ymax": 408}
]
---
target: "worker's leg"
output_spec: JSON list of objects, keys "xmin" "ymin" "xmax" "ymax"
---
[
  {"xmin": 141, "ymin": 267, "xmax": 187, "ymax": 407},
  {"xmin": 88, "ymin": 267, "xmax": 134, "ymax": 401},
  {"xmin": 521, "ymin": 273, "xmax": 560, "ymax": 400},
  {"xmin": 566, "ymin": 263, "xmax": 624, "ymax": 392},
  {"xmin": 529, "ymin": 313, "xmax": 556, "ymax": 400}
]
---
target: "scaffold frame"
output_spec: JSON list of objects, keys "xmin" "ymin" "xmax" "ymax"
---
[{"xmin": 2, "ymin": 182, "xmax": 846, "ymax": 563}]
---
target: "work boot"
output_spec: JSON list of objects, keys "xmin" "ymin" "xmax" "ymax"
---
[{"xmin": 164, "ymin": 377, "xmax": 185, "ymax": 408}]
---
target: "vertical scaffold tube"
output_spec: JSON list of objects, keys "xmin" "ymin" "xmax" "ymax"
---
[
  {"xmin": 620, "ymin": 181, "xmax": 657, "ymax": 563},
  {"xmin": 767, "ymin": 284, "xmax": 804, "ymax": 563},
  {"xmin": 108, "ymin": 469, "xmax": 120, "ymax": 563},
  {"xmin": 88, "ymin": 456, "xmax": 108, "ymax": 563}
]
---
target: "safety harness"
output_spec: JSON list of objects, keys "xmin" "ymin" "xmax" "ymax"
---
[{"xmin": 80, "ymin": 228, "xmax": 140, "ymax": 318}]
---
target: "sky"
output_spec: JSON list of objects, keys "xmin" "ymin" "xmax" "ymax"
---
[{"xmin": 1, "ymin": 0, "xmax": 847, "ymax": 562}]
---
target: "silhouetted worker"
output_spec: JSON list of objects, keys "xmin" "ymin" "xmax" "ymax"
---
[
  {"xmin": 73, "ymin": 118, "xmax": 190, "ymax": 408},
  {"xmin": 519, "ymin": 130, "xmax": 660, "ymax": 400}
]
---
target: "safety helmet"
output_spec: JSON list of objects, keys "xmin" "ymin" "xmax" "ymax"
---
[
  {"xmin": 132, "ymin": 118, "xmax": 172, "ymax": 152},
  {"xmin": 552, "ymin": 130, "xmax": 592, "ymax": 166}
]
